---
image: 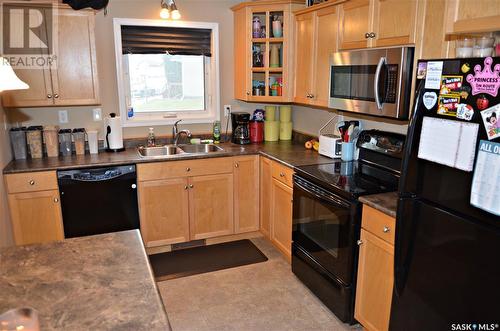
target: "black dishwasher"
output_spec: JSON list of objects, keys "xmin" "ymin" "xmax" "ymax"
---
[{"xmin": 57, "ymin": 165, "xmax": 140, "ymax": 238}]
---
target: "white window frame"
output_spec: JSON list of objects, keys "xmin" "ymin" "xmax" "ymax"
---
[{"xmin": 113, "ymin": 18, "xmax": 220, "ymax": 127}]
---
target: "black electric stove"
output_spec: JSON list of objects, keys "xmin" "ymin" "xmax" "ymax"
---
[{"xmin": 291, "ymin": 130, "xmax": 405, "ymax": 324}]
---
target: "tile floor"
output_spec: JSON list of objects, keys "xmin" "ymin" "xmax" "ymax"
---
[{"xmin": 157, "ymin": 237, "xmax": 361, "ymax": 331}]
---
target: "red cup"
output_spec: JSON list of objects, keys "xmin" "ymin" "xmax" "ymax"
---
[{"xmin": 250, "ymin": 121, "xmax": 264, "ymax": 143}]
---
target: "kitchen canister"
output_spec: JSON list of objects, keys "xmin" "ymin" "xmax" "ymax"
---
[
  {"xmin": 341, "ymin": 142, "xmax": 355, "ymax": 161},
  {"xmin": 265, "ymin": 106, "xmax": 277, "ymax": 121},
  {"xmin": 72, "ymin": 128, "xmax": 86, "ymax": 155},
  {"xmin": 43, "ymin": 125, "xmax": 59, "ymax": 157},
  {"xmin": 270, "ymin": 44, "xmax": 280, "ymax": 68},
  {"xmin": 279, "ymin": 105, "xmax": 292, "ymax": 122},
  {"xmin": 87, "ymin": 130, "xmax": 99, "ymax": 154},
  {"xmin": 249, "ymin": 121, "xmax": 264, "ymax": 143},
  {"xmin": 279, "ymin": 121, "xmax": 293, "ymax": 140},
  {"xmin": 59, "ymin": 129, "xmax": 73, "ymax": 156},
  {"xmin": 264, "ymin": 121, "xmax": 279, "ymax": 141},
  {"xmin": 26, "ymin": 126, "xmax": 43, "ymax": 159},
  {"xmin": 9, "ymin": 127, "xmax": 27, "ymax": 160}
]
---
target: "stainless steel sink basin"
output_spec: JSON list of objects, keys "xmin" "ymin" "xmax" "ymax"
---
[
  {"xmin": 179, "ymin": 144, "xmax": 224, "ymax": 154},
  {"xmin": 138, "ymin": 145, "xmax": 184, "ymax": 158}
]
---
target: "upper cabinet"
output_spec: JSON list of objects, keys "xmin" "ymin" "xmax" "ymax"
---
[
  {"xmin": 444, "ymin": 0, "xmax": 500, "ymax": 35},
  {"xmin": 2, "ymin": 6, "xmax": 99, "ymax": 108},
  {"xmin": 294, "ymin": 3, "xmax": 339, "ymax": 107},
  {"xmin": 232, "ymin": 0, "xmax": 305, "ymax": 103},
  {"xmin": 339, "ymin": 0, "xmax": 418, "ymax": 50}
]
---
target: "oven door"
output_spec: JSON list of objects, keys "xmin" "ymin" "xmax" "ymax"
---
[{"xmin": 292, "ymin": 175, "xmax": 359, "ymax": 285}]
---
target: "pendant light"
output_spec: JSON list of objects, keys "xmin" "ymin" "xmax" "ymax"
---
[
  {"xmin": 160, "ymin": 0, "xmax": 181, "ymax": 20},
  {"xmin": 0, "ymin": 57, "xmax": 29, "ymax": 92}
]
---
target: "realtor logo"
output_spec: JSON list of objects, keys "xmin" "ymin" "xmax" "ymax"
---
[{"xmin": 0, "ymin": 1, "xmax": 58, "ymax": 69}]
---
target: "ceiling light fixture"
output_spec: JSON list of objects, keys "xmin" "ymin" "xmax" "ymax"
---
[{"xmin": 160, "ymin": 0, "xmax": 181, "ymax": 20}]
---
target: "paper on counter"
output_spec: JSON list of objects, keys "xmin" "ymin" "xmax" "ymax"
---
[
  {"xmin": 418, "ymin": 117, "xmax": 479, "ymax": 171},
  {"xmin": 471, "ymin": 140, "xmax": 500, "ymax": 216}
]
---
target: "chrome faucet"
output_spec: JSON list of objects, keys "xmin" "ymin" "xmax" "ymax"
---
[{"xmin": 172, "ymin": 120, "xmax": 192, "ymax": 145}]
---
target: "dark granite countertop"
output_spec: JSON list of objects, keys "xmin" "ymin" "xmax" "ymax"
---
[
  {"xmin": 3, "ymin": 141, "xmax": 335, "ymax": 174},
  {"xmin": 359, "ymin": 191, "xmax": 399, "ymax": 218},
  {"xmin": 0, "ymin": 230, "xmax": 171, "ymax": 331}
]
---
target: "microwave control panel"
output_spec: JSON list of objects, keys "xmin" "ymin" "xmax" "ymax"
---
[{"xmin": 385, "ymin": 64, "xmax": 399, "ymax": 103}]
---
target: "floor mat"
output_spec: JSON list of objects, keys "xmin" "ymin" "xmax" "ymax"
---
[{"xmin": 149, "ymin": 239, "xmax": 268, "ymax": 281}]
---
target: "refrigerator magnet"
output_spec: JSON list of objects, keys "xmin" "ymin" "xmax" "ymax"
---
[
  {"xmin": 466, "ymin": 57, "xmax": 500, "ymax": 97},
  {"xmin": 456, "ymin": 104, "xmax": 474, "ymax": 121},
  {"xmin": 480, "ymin": 104, "xmax": 500, "ymax": 140},
  {"xmin": 440, "ymin": 75, "xmax": 463, "ymax": 95},
  {"xmin": 438, "ymin": 94, "xmax": 460, "ymax": 117},
  {"xmin": 425, "ymin": 61, "xmax": 443, "ymax": 90},
  {"xmin": 417, "ymin": 62, "xmax": 427, "ymax": 79},
  {"xmin": 423, "ymin": 92, "xmax": 438, "ymax": 110}
]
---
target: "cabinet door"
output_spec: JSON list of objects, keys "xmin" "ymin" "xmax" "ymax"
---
[
  {"xmin": 260, "ymin": 157, "xmax": 272, "ymax": 238},
  {"xmin": 1, "ymin": 8, "xmax": 53, "ymax": 108},
  {"xmin": 445, "ymin": 0, "xmax": 500, "ymax": 34},
  {"xmin": 355, "ymin": 229, "xmax": 394, "ymax": 331},
  {"xmin": 311, "ymin": 5, "xmax": 338, "ymax": 107},
  {"xmin": 138, "ymin": 178, "xmax": 190, "ymax": 247},
  {"xmin": 234, "ymin": 156, "xmax": 260, "ymax": 234},
  {"xmin": 293, "ymin": 12, "xmax": 315, "ymax": 104},
  {"xmin": 339, "ymin": 0, "xmax": 371, "ymax": 50},
  {"xmin": 233, "ymin": 6, "xmax": 250, "ymax": 100},
  {"xmin": 189, "ymin": 173, "xmax": 234, "ymax": 240},
  {"xmin": 372, "ymin": 0, "xmax": 417, "ymax": 47},
  {"xmin": 51, "ymin": 9, "xmax": 99, "ymax": 106},
  {"xmin": 270, "ymin": 178, "xmax": 293, "ymax": 261},
  {"xmin": 8, "ymin": 190, "xmax": 64, "ymax": 245}
]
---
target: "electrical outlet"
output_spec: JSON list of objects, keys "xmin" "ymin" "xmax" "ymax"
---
[
  {"xmin": 93, "ymin": 108, "xmax": 102, "ymax": 121},
  {"xmin": 58, "ymin": 110, "xmax": 68, "ymax": 124},
  {"xmin": 224, "ymin": 105, "xmax": 231, "ymax": 117}
]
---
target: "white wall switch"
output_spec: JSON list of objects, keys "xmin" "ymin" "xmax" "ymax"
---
[
  {"xmin": 93, "ymin": 108, "xmax": 102, "ymax": 121},
  {"xmin": 58, "ymin": 110, "xmax": 69, "ymax": 124},
  {"xmin": 224, "ymin": 105, "xmax": 231, "ymax": 117}
]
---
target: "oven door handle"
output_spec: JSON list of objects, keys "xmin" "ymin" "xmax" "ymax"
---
[
  {"xmin": 294, "ymin": 180, "xmax": 350, "ymax": 209},
  {"xmin": 374, "ymin": 56, "xmax": 386, "ymax": 110}
]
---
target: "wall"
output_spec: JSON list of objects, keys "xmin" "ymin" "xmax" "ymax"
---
[
  {"xmin": 7, "ymin": 0, "xmax": 263, "ymax": 139},
  {"xmin": 292, "ymin": 105, "xmax": 409, "ymax": 136},
  {"xmin": 0, "ymin": 103, "xmax": 13, "ymax": 247}
]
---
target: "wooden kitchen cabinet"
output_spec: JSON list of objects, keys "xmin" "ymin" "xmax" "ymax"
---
[
  {"xmin": 234, "ymin": 156, "xmax": 260, "ymax": 234},
  {"xmin": 2, "ymin": 6, "xmax": 99, "ymax": 107},
  {"xmin": 231, "ymin": 0, "xmax": 305, "ymax": 102},
  {"xmin": 355, "ymin": 205, "xmax": 396, "ymax": 331},
  {"xmin": 138, "ymin": 178, "xmax": 190, "ymax": 247},
  {"xmin": 189, "ymin": 173, "xmax": 234, "ymax": 240},
  {"xmin": 338, "ymin": 0, "xmax": 418, "ymax": 50},
  {"xmin": 270, "ymin": 178, "xmax": 293, "ymax": 261},
  {"xmin": 444, "ymin": 0, "xmax": 500, "ymax": 34},
  {"xmin": 260, "ymin": 157, "xmax": 273, "ymax": 238},
  {"xmin": 294, "ymin": 3, "xmax": 338, "ymax": 107}
]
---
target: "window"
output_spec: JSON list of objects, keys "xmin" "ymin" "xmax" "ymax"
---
[{"xmin": 113, "ymin": 19, "xmax": 220, "ymax": 127}]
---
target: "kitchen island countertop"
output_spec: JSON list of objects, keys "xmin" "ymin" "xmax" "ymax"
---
[
  {"xmin": 359, "ymin": 191, "xmax": 399, "ymax": 218},
  {"xmin": 3, "ymin": 141, "xmax": 334, "ymax": 174},
  {"xmin": 0, "ymin": 230, "xmax": 171, "ymax": 331}
]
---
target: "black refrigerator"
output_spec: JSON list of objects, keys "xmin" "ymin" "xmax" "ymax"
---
[{"xmin": 390, "ymin": 57, "xmax": 500, "ymax": 331}]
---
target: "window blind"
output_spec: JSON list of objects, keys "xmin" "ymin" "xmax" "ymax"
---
[{"xmin": 121, "ymin": 25, "xmax": 212, "ymax": 57}]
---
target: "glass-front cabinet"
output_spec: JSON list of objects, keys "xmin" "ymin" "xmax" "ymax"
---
[{"xmin": 232, "ymin": 0, "xmax": 304, "ymax": 102}]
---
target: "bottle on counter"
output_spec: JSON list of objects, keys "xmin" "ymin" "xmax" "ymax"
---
[
  {"xmin": 213, "ymin": 120, "xmax": 221, "ymax": 144},
  {"xmin": 147, "ymin": 127, "xmax": 156, "ymax": 147}
]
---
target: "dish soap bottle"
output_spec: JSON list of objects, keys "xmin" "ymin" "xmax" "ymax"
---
[
  {"xmin": 213, "ymin": 120, "xmax": 221, "ymax": 144},
  {"xmin": 147, "ymin": 127, "xmax": 156, "ymax": 147}
]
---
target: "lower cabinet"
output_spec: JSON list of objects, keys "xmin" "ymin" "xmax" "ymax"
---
[
  {"xmin": 355, "ymin": 205, "xmax": 395, "ymax": 331},
  {"xmin": 233, "ymin": 156, "xmax": 260, "ymax": 234},
  {"xmin": 259, "ymin": 157, "xmax": 272, "ymax": 238},
  {"xmin": 270, "ymin": 178, "xmax": 293, "ymax": 260}
]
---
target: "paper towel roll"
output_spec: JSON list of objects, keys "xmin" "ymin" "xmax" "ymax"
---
[
  {"xmin": 264, "ymin": 121, "xmax": 280, "ymax": 142},
  {"xmin": 280, "ymin": 121, "xmax": 293, "ymax": 140},
  {"xmin": 265, "ymin": 106, "xmax": 277, "ymax": 121},
  {"xmin": 104, "ymin": 115, "xmax": 124, "ymax": 150},
  {"xmin": 280, "ymin": 106, "xmax": 292, "ymax": 122}
]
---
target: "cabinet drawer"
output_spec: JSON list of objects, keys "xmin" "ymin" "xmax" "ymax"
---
[
  {"xmin": 361, "ymin": 205, "xmax": 396, "ymax": 245},
  {"xmin": 138, "ymin": 157, "xmax": 233, "ymax": 181},
  {"xmin": 4, "ymin": 171, "xmax": 58, "ymax": 194},
  {"xmin": 271, "ymin": 161, "xmax": 294, "ymax": 187}
]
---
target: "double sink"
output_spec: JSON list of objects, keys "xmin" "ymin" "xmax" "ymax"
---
[{"xmin": 138, "ymin": 144, "xmax": 224, "ymax": 158}]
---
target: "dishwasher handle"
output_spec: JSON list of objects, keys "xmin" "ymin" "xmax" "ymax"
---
[{"xmin": 57, "ymin": 165, "xmax": 136, "ymax": 182}]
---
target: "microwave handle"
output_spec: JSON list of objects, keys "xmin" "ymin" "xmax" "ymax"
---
[{"xmin": 374, "ymin": 56, "xmax": 386, "ymax": 110}]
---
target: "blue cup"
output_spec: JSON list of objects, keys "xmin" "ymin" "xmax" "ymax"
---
[{"xmin": 341, "ymin": 142, "xmax": 355, "ymax": 162}]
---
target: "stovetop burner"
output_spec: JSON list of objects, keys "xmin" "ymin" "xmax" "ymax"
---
[{"xmin": 295, "ymin": 160, "xmax": 399, "ymax": 199}]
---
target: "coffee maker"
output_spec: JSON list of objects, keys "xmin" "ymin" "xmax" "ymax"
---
[{"xmin": 231, "ymin": 112, "xmax": 251, "ymax": 145}]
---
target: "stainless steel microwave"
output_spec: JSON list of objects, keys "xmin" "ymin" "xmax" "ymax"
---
[{"xmin": 329, "ymin": 46, "xmax": 414, "ymax": 119}]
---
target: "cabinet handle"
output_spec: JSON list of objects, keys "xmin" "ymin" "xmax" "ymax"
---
[
  {"xmin": 369, "ymin": 32, "xmax": 376, "ymax": 38},
  {"xmin": 54, "ymin": 94, "xmax": 59, "ymax": 99},
  {"xmin": 186, "ymin": 167, "xmax": 191, "ymax": 172},
  {"xmin": 246, "ymin": 91, "xmax": 250, "ymax": 96},
  {"xmin": 189, "ymin": 184, "xmax": 194, "ymax": 189},
  {"xmin": 54, "ymin": 197, "xmax": 59, "ymax": 203},
  {"xmin": 47, "ymin": 94, "xmax": 52, "ymax": 99},
  {"xmin": 184, "ymin": 185, "xmax": 189, "ymax": 190},
  {"xmin": 357, "ymin": 239, "xmax": 363, "ymax": 246},
  {"xmin": 279, "ymin": 172, "xmax": 285, "ymax": 177},
  {"xmin": 29, "ymin": 180, "xmax": 35, "ymax": 186},
  {"xmin": 309, "ymin": 94, "xmax": 314, "ymax": 99},
  {"xmin": 383, "ymin": 226, "xmax": 390, "ymax": 233},
  {"xmin": 365, "ymin": 32, "xmax": 370, "ymax": 39},
  {"xmin": 235, "ymin": 163, "xmax": 239, "ymax": 168}
]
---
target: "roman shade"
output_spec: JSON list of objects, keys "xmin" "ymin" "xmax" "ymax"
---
[{"xmin": 121, "ymin": 25, "xmax": 212, "ymax": 57}]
